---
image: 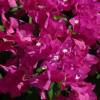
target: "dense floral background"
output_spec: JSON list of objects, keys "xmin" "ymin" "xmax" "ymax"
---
[{"xmin": 0, "ymin": 0, "xmax": 100, "ymax": 100}]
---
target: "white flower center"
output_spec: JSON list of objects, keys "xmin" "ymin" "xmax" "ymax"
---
[
  {"xmin": 36, "ymin": 42, "xmax": 41, "ymax": 47},
  {"xmin": 53, "ymin": 55, "xmax": 59, "ymax": 61},
  {"xmin": 17, "ymin": 82, "xmax": 24, "ymax": 90},
  {"xmin": 62, "ymin": 49, "xmax": 68, "ymax": 53},
  {"xmin": 74, "ymin": 20, "xmax": 79, "ymax": 24},
  {"xmin": 75, "ymin": 74, "xmax": 80, "ymax": 80}
]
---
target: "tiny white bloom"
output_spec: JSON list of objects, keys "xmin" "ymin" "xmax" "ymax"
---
[
  {"xmin": 63, "ymin": 0, "xmax": 68, "ymax": 2},
  {"xmin": 36, "ymin": 42, "xmax": 41, "ymax": 47},
  {"xmin": 28, "ymin": 51, "xmax": 35, "ymax": 55},
  {"xmin": 74, "ymin": 20, "xmax": 79, "ymax": 24},
  {"xmin": 75, "ymin": 74, "xmax": 80, "ymax": 80},
  {"xmin": 17, "ymin": 82, "xmax": 24, "ymax": 90},
  {"xmin": 53, "ymin": 55, "xmax": 59, "ymax": 61},
  {"xmin": 42, "ymin": 66, "xmax": 47, "ymax": 70},
  {"xmin": 62, "ymin": 49, "xmax": 68, "ymax": 53}
]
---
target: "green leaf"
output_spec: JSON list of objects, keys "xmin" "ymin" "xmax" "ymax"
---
[
  {"xmin": 54, "ymin": 83, "xmax": 61, "ymax": 96},
  {"xmin": 0, "ymin": 25, "xmax": 5, "ymax": 32},
  {"xmin": 96, "ymin": 74, "xmax": 100, "ymax": 79},
  {"xmin": 36, "ymin": 68, "xmax": 44, "ymax": 74},
  {"xmin": 68, "ymin": 25, "xmax": 73, "ymax": 30},
  {"xmin": 27, "ymin": 89, "xmax": 33, "ymax": 95},
  {"xmin": 10, "ymin": 6, "xmax": 22, "ymax": 13},
  {"xmin": 10, "ymin": 7, "xmax": 18, "ymax": 13},
  {"xmin": 48, "ymin": 88, "xmax": 54, "ymax": 100},
  {"xmin": 53, "ymin": 16, "xmax": 62, "ymax": 20},
  {"xmin": 48, "ymin": 82, "xmax": 61, "ymax": 100},
  {"xmin": 35, "ymin": 67, "xmax": 47, "ymax": 75},
  {"xmin": 0, "ymin": 73, "xmax": 3, "ymax": 79},
  {"xmin": 29, "ymin": 17, "xmax": 32, "ymax": 24}
]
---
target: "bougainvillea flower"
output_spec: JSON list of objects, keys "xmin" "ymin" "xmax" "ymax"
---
[{"xmin": 0, "ymin": 0, "xmax": 99, "ymax": 99}]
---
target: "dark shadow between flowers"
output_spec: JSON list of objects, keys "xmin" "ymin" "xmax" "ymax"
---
[
  {"xmin": 85, "ymin": 74, "xmax": 100, "ymax": 100},
  {"xmin": 0, "ymin": 87, "xmax": 41, "ymax": 100},
  {"xmin": 0, "ymin": 51, "xmax": 13, "ymax": 64}
]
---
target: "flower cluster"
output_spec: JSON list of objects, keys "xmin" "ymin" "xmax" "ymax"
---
[{"xmin": 0, "ymin": 0, "xmax": 100, "ymax": 100}]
